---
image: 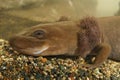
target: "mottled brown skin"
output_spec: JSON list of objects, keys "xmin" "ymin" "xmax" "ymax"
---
[{"xmin": 9, "ymin": 16, "xmax": 120, "ymax": 69}]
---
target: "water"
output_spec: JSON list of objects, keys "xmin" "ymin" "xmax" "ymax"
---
[{"xmin": 0, "ymin": 0, "xmax": 120, "ymax": 39}]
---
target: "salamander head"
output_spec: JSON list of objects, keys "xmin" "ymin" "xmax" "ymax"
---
[
  {"xmin": 9, "ymin": 17, "xmax": 99, "ymax": 57},
  {"xmin": 9, "ymin": 22, "xmax": 78, "ymax": 56}
]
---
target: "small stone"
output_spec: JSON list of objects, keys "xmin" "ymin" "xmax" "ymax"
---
[
  {"xmin": 0, "ymin": 72, "xmax": 3, "ymax": 79},
  {"xmin": 92, "ymin": 68, "xmax": 103, "ymax": 78},
  {"xmin": 24, "ymin": 76, "xmax": 30, "ymax": 80},
  {"xmin": 0, "ymin": 40, "xmax": 120, "ymax": 79},
  {"xmin": 35, "ymin": 73, "xmax": 42, "ymax": 79},
  {"xmin": 62, "ymin": 77, "xmax": 66, "ymax": 80},
  {"xmin": 110, "ymin": 75, "xmax": 119, "ymax": 80},
  {"xmin": 59, "ymin": 65, "xmax": 65, "ymax": 70},
  {"xmin": 41, "ymin": 57, "xmax": 47, "ymax": 63},
  {"xmin": 43, "ymin": 71, "xmax": 48, "ymax": 76}
]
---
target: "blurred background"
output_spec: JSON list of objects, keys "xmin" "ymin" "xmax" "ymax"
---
[{"xmin": 0, "ymin": 0, "xmax": 120, "ymax": 39}]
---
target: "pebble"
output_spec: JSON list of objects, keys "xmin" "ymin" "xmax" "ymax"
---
[
  {"xmin": 92, "ymin": 68, "xmax": 103, "ymax": 79},
  {"xmin": 0, "ymin": 39, "xmax": 120, "ymax": 80},
  {"xmin": 0, "ymin": 72, "xmax": 3, "ymax": 79}
]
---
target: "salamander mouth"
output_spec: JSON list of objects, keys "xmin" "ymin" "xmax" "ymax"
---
[
  {"xmin": 11, "ymin": 45, "xmax": 49, "ymax": 56},
  {"xmin": 22, "ymin": 46, "xmax": 49, "ymax": 55},
  {"xmin": 9, "ymin": 36, "xmax": 50, "ymax": 56}
]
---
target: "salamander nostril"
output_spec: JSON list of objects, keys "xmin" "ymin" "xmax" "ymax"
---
[
  {"xmin": 9, "ymin": 36, "xmax": 28, "ymax": 49},
  {"xmin": 9, "ymin": 37, "xmax": 16, "ymax": 47}
]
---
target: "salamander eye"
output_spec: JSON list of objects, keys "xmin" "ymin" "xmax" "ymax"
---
[{"xmin": 32, "ymin": 30, "xmax": 45, "ymax": 39}]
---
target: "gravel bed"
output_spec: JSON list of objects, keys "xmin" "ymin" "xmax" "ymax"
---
[{"xmin": 0, "ymin": 39, "xmax": 120, "ymax": 80}]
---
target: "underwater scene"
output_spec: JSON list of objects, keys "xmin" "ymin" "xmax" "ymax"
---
[{"xmin": 0, "ymin": 0, "xmax": 120, "ymax": 80}]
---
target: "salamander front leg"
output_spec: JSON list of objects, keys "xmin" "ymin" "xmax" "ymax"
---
[{"xmin": 82, "ymin": 43, "xmax": 111, "ymax": 69}]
